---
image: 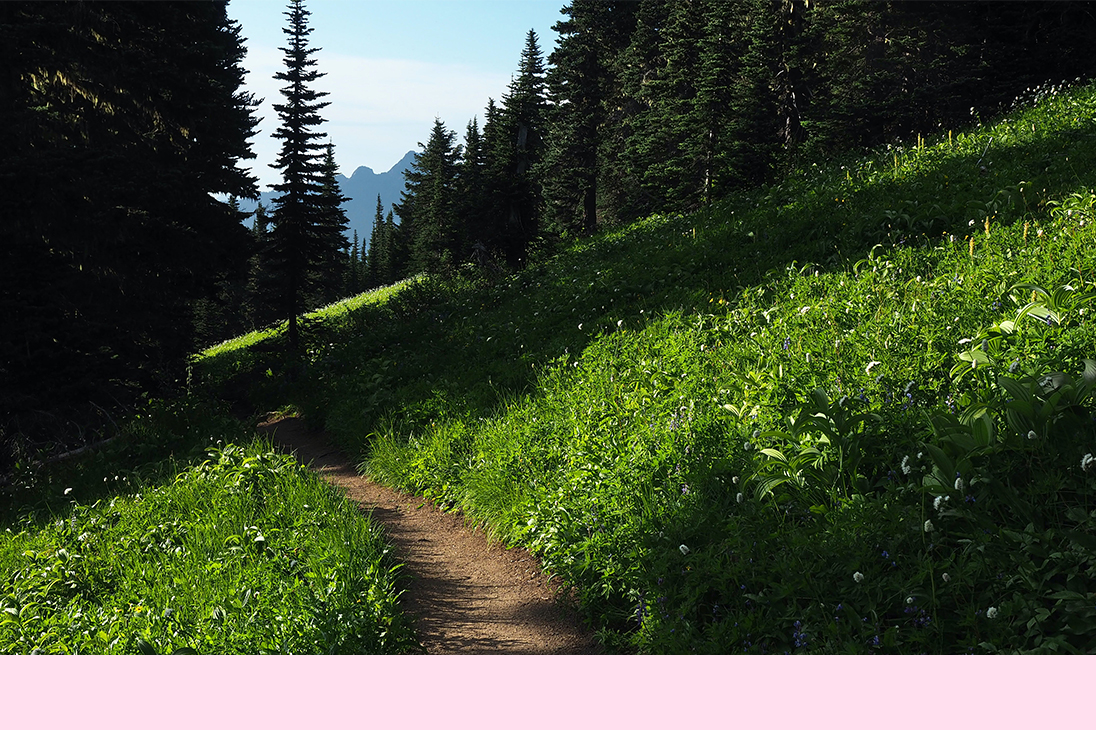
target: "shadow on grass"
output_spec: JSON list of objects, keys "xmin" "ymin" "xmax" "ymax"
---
[{"xmin": 194, "ymin": 93, "xmax": 1096, "ymax": 470}]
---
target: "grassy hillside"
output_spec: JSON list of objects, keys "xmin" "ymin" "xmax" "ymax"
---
[
  {"xmin": 197, "ymin": 80, "xmax": 1096, "ymax": 653},
  {"xmin": 1, "ymin": 399, "xmax": 417, "ymax": 655}
]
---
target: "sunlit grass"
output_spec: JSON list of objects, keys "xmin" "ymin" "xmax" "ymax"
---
[
  {"xmin": 197, "ymin": 81, "xmax": 1096, "ymax": 653},
  {"xmin": 1, "ymin": 401, "xmax": 417, "ymax": 655}
]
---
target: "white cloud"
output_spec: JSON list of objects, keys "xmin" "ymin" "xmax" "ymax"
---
[{"xmin": 243, "ymin": 46, "xmax": 510, "ymax": 189}]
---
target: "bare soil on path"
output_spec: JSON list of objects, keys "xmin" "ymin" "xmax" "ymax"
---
[{"xmin": 257, "ymin": 415, "xmax": 600, "ymax": 654}]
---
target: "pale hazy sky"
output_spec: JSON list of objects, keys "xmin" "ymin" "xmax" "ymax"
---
[{"xmin": 228, "ymin": 0, "xmax": 564, "ymax": 190}]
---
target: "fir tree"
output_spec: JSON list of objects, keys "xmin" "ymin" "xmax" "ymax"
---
[
  {"xmin": 542, "ymin": 1, "xmax": 636, "ymax": 237},
  {"xmin": 368, "ymin": 194, "xmax": 386, "ymax": 286},
  {"xmin": 1, "ymin": 1, "xmax": 259, "ymax": 458},
  {"xmin": 395, "ymin": 118, "xmax": 462, "ymax": 273},
  {"xmin": 267, "ymin": 0, "xmax": 331, "ymax": 353},
  {"xmin": 310, "ymin": 140, "xmax": 351, "ymax": 306},
  {"xmin": 348, "ymin": 230, "xmax": 360, "ymax": 293},
  {"xmin": 495, "ymin": 30, "xmax": 548, "ymax": 267}
]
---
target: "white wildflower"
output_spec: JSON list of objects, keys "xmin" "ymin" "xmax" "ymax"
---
[
  {"xmin": 1027, "ymin": 430, "xmax": 1038, "ymax": 441},
  {"xmin": 736, "ymin": 492, "xmax": 744, "ymax": 504},
  {"xmin": 954, "ymin": 476, "xmax": 965, "ymax": 491},
  {"xmin": 865, "ymin": 360, "xmax": 882, "ymax": 374},
  {"xmin": 942, "ymin": 573, "xmax": 951, "ymax": 583},
  {"xmin": 986, "ymin": 606, "xmax": 998, "ymax": 619},
  {"xmin": 853, "ymin": 571, "xmax": 864, "ymax": 583},
  {"xmin": 906, "ymin": 596, "xmax": 915, "ymax": 605},
  {"xmin": 933, "ymin": 495, "xmax": 950, "ymax": 511},
  {"xmin": 923, "ymin": 519, "xmax": 935, "ymax": 533},
  {"xmin": 1081, "ymin": 453, "xmax": 1096, "ymax": 474},
  {"xmin": 679, "ymin": 544, "xmax": 691, "ymax": 556}
]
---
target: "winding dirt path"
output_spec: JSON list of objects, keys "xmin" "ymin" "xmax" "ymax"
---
[{"xmin": 257, "ymin": 415, "xmax": 600, "ymax": 654}]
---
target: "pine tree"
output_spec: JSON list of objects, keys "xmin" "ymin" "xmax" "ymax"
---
[
  {"xmin": 384, "ymin": 209, "xmax": 406, "ymax": 282},
  {"xmin": 1, "ymin": 1, "xmax": 259, "ymax": 457},
  {"xmin": 310, "ymin": 140, "xmax": 351, "ymax": 306},
  {"xmin": 368, "ymin": 194, "xmax": 386, "ymax": 286},
  {"xmin": 348, "ymin": 230, "xmax": 360, "ymax": 293},
  {"xmin": 458, "ymin": 116, "xmax": 490, "ymax": 265},
  {"xmin": 611, "ymin": 0, "xmax": 674, "ymax": 219},
  {"xmin": 495, "ymin": 30, "xmax": 548, "ymax": 267},
  {"xmin": 267, "ymin": 0, "xmax": 331, "ymax": 353},
  {"xmin": 394, "ymin": 118, "xmax": 462, "ymax": 273},
  {"xmin": 542, "ymin": 1, "xmax": 637, "ymax": 237}
]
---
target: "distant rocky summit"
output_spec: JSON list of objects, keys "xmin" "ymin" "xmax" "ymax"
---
[{"xmin": 250, "ymin": 150, "xmax": 414, "ymax": 248}]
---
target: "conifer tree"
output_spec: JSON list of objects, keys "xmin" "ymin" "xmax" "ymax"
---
[
  {"xmin": 458, "ymin": 116, "xmax": 490, "ymax": 263},
  {"xmin": 394, "ymin": 118, "xmax": 462, "ymax": 273},
  {"xmin": 384, "ymin": 209, "xmax": 407, "ymax": 282},
  {"xmin": 542, "ymin": 1, "xmax": 636, "ymax": 237},
  {"xmin": 348, "ymin": 230, "xmax": 360, "ymax": 293},
  {"xmin": 368, "ymin": 194, "xmax": 386, "ymax": 286},
  {"xmin": 267, "ymin": 0, "xmax": 331, "ymax": 353},
  {"xmin": 495, "ymin": 30, "xmax": 548, "ymax": 267},
  {"xmin": 310, "ymin": 140, "xmax": 351, "ymax": 305},
  {"xmin": 1, "ymin": 1, "xmax": 259, "ymax": 455}
]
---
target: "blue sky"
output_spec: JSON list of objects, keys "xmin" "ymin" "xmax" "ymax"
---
[{"xmin": 228, "ymin": 0, "xmax": 565, "ymax": 190}]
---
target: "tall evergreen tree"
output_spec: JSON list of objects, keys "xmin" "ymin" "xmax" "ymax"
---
[
  {"xmin": 384, "ymin": 208, "xmax": 407, "ymax": 282},
  {"xmin": 267, "ymin": 0, "xmax": 331, "ymax": 353},
  {"xmin": 348, "ymin": 230, "xmax": 360, "ymax": 294},
  {"xmin": 542, "ymin": 1, "xmax": 637, "ymax": 236},
  {"xmin": 368, "ymin": 194, "xmax": 386, "ymax": 286},
  {"xmin": 457, "ymin": 116, "xmax": 491, "ymax": 264},
  {"xmin": 394, "ymin": 118, "xmax": 462, "ymax": 273},
  {"xmin": 0, "ymin": 1, "xmax": 259, "ymax": 459},
  {"xmin": 495, "ymin": 30, "xmax": 549, "ymax": 267},
  {"xmin": 310, "ymin": 140, "xmax": 351, "ymax": 306}
]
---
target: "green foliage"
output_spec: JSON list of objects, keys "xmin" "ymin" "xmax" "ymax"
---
[
  {"xmin": 1, "ymin": 1, "xmax": 260, "ymax": 463},
  {"xmin": 0, "ymin": 438, "xmax": 417, "ymax": 654},
  {"xmin": 199, "ymin": 82, "xmax": 1096, "ymax": 653}
]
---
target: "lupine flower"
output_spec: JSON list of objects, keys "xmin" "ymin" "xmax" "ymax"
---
[
  {"xmin": 853, "ymin": 571, "xmax": 864, "ymax": 583},
  {"xmin": 986, "ymin": 606, "xmax": 998, "ymax": 619}
]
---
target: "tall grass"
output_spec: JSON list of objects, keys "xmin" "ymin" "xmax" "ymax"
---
[
  {"xmin": 1, "ymin": 400, "xmax": 417, "ymax": 654},
  {"xmin": 197, "ymin": 80, "xmax": 1096, "ymax": 652}
]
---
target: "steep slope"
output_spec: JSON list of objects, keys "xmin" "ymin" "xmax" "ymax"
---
[{"xmin": 200, "ymin": 80, "xmax": 1096, "ymax": 653}]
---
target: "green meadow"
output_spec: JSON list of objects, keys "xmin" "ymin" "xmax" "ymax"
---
[{"xmin": 8, "ymin": 80, "xmax": 1096, "ymax": 653}]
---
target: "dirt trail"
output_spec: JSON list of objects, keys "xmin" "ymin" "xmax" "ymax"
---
[{"xmin": 257, "ymin": 415, "xmax": 599, "ymax": 654}]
